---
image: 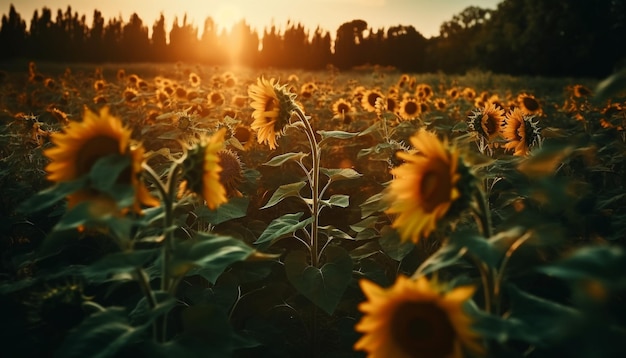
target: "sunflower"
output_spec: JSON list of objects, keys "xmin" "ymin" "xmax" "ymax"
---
[
  {"xmin": 502, "ymin": 108, "xmax": 542, "ymax": 156},
  {"xmin": 93, "ymin": 79, "xmax": 106, "ymax": 92},
  {"xmin": 179, "ymin": 128, "xmax": 228, "ymax": 209},
  {"xmin": 218, "ymin": 149, "xmax": 244, "ymax": 197},
  {"xmin": 416, "ymin": 84, "xmax": 434, "ymax": 101},
  {"xmin": 571, "ymin": 84, "xmax": 592, "ymax": 98},
  {"xmin": 123, "ymin": 87, "xmax": 139, "ymax": 103},
  {"xmin": 433, "ymin": 98, "xmax": 447, "ymax": 111},
  {"xmin": 332, "ymin": 98, "xmax": 355, "ymax": 118},
  {"xmin": 462, "ymin": 87, "xmax": 476, "ymax": 102},
  {"xmin": 516, "ymin": 93, "xmax": 542, "ymax": 116},
  {"xmin": 208, "ymin": 91, "xmax": 226, "ymax": 107},
  {"xmin": 44, "ymin": 106, "xmax": 158, "ymax": 212},
  {"xmin": 398, "ymin": 97, "xmax": 421, "ymax": 121},
  {"xmin": 467, "ymin": 103, "xmax": 505, "ymax": 142},
  {"xmin": 248, "ymin": 77, "xmax": 299, "ymax": 150},
  {"xmin": 446, "ymin": 87, "xmax": 460, "ymax": 101},
  {"xmin": 385, "ymin": 129, "xmax": 461, "ymax": 242},
  {"xmin": 362, "ymin": 89, "xmax": 385, "ymax": 113},
  {"xmin": 354, "ymin": 275, "xmax": 484, "ymax": 358},
  {"xmin": 188, "ymin": 72, "xmax": 201, "ymax": 87}
]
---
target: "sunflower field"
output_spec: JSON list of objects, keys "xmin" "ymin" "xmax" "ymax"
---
[{"xmin": 1, "ymin": 61, "xmax": 626, "ymax": 358}]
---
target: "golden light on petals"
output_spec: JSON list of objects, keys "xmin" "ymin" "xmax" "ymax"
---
[
  {"xmin": 179, "ymin": 128, "xmax": 228, "ymax": 210},
  {"xmin": 398, "ymin": 97, "xmax": 421, "ymax": 120},
  {"xmin": 385, "ymin": 129, "xmax": 461, "ymax": 242},
  {"xmin": 362, "ymin": 89, "xmax": 384, "ymax": 113},
  {"xmin": 248, "ymin": 77, "xmax": 297, "ymax": 150},
  {"xmin": 44, "ymin": 106, "xmax": 158, "ymax": 212},
  {"xmin": 516, "ymin": 93, "xmax": 542, "ymax": 116},
  {"xmin": 354, "ymin": 275, "xmax": 484, "ymax": 358}
]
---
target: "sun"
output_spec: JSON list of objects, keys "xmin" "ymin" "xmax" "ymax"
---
[{"xmin": 214, "ymin": 4, "xmax": 241, "ymax": 32}]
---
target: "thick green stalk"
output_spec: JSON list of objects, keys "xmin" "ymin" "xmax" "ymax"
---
[{"xmin": 294, "ymin": 107, "xmax": 321, "ymax": 268}]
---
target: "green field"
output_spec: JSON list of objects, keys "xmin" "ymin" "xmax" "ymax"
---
[{"xmin": 1, "ymin": 61, "xmax": 625, "ymax": 357}]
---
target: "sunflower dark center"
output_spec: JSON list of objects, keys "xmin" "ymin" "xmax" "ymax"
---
[
  {"xmin": 404, "ymin": 101, "xmax": 419, "ymax": 115},
  {"xmin": 522, "ymin": 97, "xmax": 539, "ymax": 111},
  {"xmin": 419, "ymin": 160, "xmax": 452, "ymax": 213},
  {"xmin": 337, "ymin": 103, "xmax": 350, "ymax": 114},
  {"xmin": 76, "ymin": 136, "xmax": 122, "ymax": 177},
  {"xmin": 367, "ymin": 93, "xmax": 381, "ymax": 107},
  {"xmin": 482, "ymin": 114, "xmax": 499, "ymax": 136},
  {"xmin": 390, "ymin": 301, "xmax": 456, "ymax": 358}
]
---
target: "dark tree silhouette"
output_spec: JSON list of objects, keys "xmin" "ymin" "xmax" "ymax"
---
[
  {"xmin": 0, "ymin": 5, "xmax": 26, "ymax": 60},
  {"xmin": 2, "ymin": 2, "xmax": 626, "ymax": 77},
  {"xmin": 334, "ymin": 19, "xmax": 368, "ymax": 69}
]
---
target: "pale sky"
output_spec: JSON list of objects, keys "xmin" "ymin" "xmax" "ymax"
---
[{"xmin": 3, "ymin": 0, "xmax": 501, "ymax": 38}]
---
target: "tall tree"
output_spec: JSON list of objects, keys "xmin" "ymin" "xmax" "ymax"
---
[
  {"xmin": 0, "ymin": 5, "xmax": 27, "ymax": 59},
  {"xmin": 334, "ymin": 19, "xmax": 368, "ymax": 69}
]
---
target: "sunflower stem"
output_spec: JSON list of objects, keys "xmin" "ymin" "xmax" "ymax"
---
[
  {"xmin": 134, "ymin": 267, "xmax": 159, "ymax": 340},
  {"xmin": 472, "ymin": 183, "xmax": 493, "ymax": 238},
  {"xmin": 493, "ymin": 231, "xmax": 532, "ymax": 315},
  {"xmin": 467, "ymin": 253, "xmax": 493, "ymax": 314},
  {"xmin": 142, "ymin": 161, "xmax": 179, "ymax": 342},
  {"xmin": 294, "ymin": 106, "xmax": 321, "ymax": 269}
]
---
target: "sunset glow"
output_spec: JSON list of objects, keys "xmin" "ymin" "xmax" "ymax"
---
[{"xmin": 9, "ymin": 0, "xmax": 501, "ymax": 39}]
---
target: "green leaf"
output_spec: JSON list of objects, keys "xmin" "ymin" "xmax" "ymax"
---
[
  {"xmin": 17, "ymin": 177, "xmax": 86, "ymax": 213},
  {"xmin": 357, "ymin": 142, "xmax": 396, "ymax": 161},
  {"xmin": 89, "ymin": 154, "xmax": 131, "ymax": 190},
  {"xmin": 379, "ymin": 225, "xmax": 414, "ymax": 261},
  {"xmin": 504, "ymin": 284, "xmax": 582, "ymax": 346},
  {"xmin": 129, "ymin": 291, "xmax": 177, "ymax": 326},
  {"xmin": 171, "ymin": 233, "xmax": 254, "ymax": 284},
  {"xmin": 593, "ymin": 69, "xmax": 626, "ymax": 104},
  {"xmin": 319, "ymin": 225, "xmax": 354, "ymax": 240},
  {"xmin": 253, "ymin": 212, "xmax": 312, "ymax": 245},
  {"xmin": 360, "ymin": 192, "xmax": 387, "ymax": 218},
  {"xmin": 517, "ymin": 143, "xmax": 574, "ymax": 178},
  {"xmin": 260, "ymin": 181, "xmax": 307, "ymax": 209},
  {"xmin": 321, "ymin": 194, "xmax": 350, "ymax": 208},
  {"xmin": 320, "ymin": 168, "xmax": 362, "ymax": 181},
  {"xmin": 82, "ymin": 249, "xmax": 159, "ymax": 282},
  {"xmin": 538, "ymin": 245, "xmax": 626, "ymax": 283},
  {"xmin": 194, "ymin": 197, "xmax": 249, "ymax": 225},
  {"xmin": 350, "ymin": 216, "xmax": 379, "ymax": 233},
  {"xmin": 285, "ymin": 246, "xmax": 353, "ymax": 315},
  {"xmin": 263, "ymin": 152, "xmax": 308, "ymax": 166},
  {"xmin": 55, "ymin": 307, "xmax": 148, "ymax": 358},
  {"xmin": 318, "ymin": 130, "xmax": 359, "ymax": 145}
]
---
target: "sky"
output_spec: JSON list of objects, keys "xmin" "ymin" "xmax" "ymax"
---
[{"xmin": 3, "ymin": 0, "xmax": 502, "ymax": 39}]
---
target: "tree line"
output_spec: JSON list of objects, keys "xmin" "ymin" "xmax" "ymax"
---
[{"xmin": 1, "ymin": 0, "xmax": 625, "ymax": 77}]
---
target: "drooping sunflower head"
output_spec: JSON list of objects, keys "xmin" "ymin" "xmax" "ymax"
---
[
  {"xmin": 179, "ymin": 128, "xmax": 228, "ymax": 209},
  {"xmin": 502, "ymin": 108, "xmax": 542, "ymax": 156},
  {"xmin": 248, "ymin": 77, "xmax": 299, "ymax": 150},
  {"xmin": 385, "ymin": 129, "xmax": 464, "ymax": 242},
  {"xmin": 44, "ymin": 106, "xmax": 158, "ymax": 213},
  {"xmin": 354, "ymin": 275, "xmax": 485, "ymax": 358},
  {"xmin": 217, "ymin": 149, "xmax": 245, "ymax": 198}
]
